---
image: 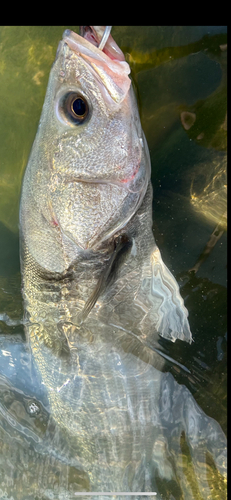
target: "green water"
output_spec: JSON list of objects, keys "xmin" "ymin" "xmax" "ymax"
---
[{"xmin": 0, "ymin": 26, "xmax": 227, "ymax": 499}]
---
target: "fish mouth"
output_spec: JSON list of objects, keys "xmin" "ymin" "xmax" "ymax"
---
[
  {"xmin": 62, "ymin": 27, "xmax": 126, "ymax": 64},
  {"xmin": 79, "ymin": 26, "xmax": 125, "ymax": 61}
]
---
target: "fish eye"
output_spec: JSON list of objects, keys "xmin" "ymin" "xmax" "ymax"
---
[
  {"xmin": 57, "ymin": 91, "xmax": 90, "ymax": 125},
  {"xmin": 67, "ymin": 94, "xmax": 88, "ymax": 121}
]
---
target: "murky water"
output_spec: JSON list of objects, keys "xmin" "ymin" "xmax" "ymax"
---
[{"xmin": 0, "ymin": 26, "xmax": 227, "ymax": 499}]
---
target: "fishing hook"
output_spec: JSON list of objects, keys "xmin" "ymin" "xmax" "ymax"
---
[
  {"xmin": 98, "ymin": 26, "xmax": 112, "ymax": 50},
  {"xmin": 80, "ymin": 26, "xmax": 112, "ymax": 51}
]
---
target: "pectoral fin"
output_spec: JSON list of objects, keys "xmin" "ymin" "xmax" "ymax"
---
[
  {"xmin": 152, "ymin": 246, "xmax": 192, "ymax": 342},
  {"xmin": 135, "ymin": 246, "xmax": 192, "ymax": 344},
  {"xmin": 78, "ymin": 235, "xmax": 131, "ymax": 324}
]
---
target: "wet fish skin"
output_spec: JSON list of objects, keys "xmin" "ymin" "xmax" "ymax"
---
[
  {"xmin": 20, "ymin": 29, "xmax": 191, "ymax": 344},
  {"xmin": 18, "ymin": 28, "xmax": 197, "ymax": 494},
  {"xmin": 20, "ymin": 30, "xmax": 150, "ymax": 273}
]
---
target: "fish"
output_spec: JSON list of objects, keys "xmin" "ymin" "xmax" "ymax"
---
[
  {"xmin": 20, "ymin": 26, "xmax": 191, "ymax": 345},
  {"xmin": 18, "ymin": 27, "xmax": 226, "ymax": 497}
]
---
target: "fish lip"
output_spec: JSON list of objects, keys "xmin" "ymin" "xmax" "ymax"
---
[
  {"xmin": 62, "ymin": 29, "xmax": 114, "ymax": 62},
  {"xmin": 80, "ymin": 26, "xmax": 125, "ymax": 61},
  {"xmin": 63, "ymin": 28, "xmax": 125, "ymax": 62}
]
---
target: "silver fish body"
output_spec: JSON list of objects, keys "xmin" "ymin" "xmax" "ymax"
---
[
  {"xmin": 20, "ymin": 28, "xmax": 191, "ymax": 343},
  {"xmin": 18, "ymin": 29, "xmax": 226, "ymax": 496}
]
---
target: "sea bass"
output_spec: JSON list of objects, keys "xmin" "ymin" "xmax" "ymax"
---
[
  {"xmin": 18, "ymin": 27, "xmax": 226, "ymax": 497},
  {"xmin": 20, "ymin": 26, "xmax": 191, "ymax": 344}
]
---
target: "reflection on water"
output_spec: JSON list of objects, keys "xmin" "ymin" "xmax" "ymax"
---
[
  {"xmin": 190, "ymin": 155, "xmax": 227, "ymax": 229},
  {"xmin": 0, "ymin": 334, "xmax": 227, "ymax": 499},
  {"xmin": 0, "ymin": 26, "xmax": 227, "ymax": 499}
]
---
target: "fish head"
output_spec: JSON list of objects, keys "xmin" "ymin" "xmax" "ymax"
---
[{"xmin": 20, "ymin": 29, "xmax": 151, "ymax": 272}]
